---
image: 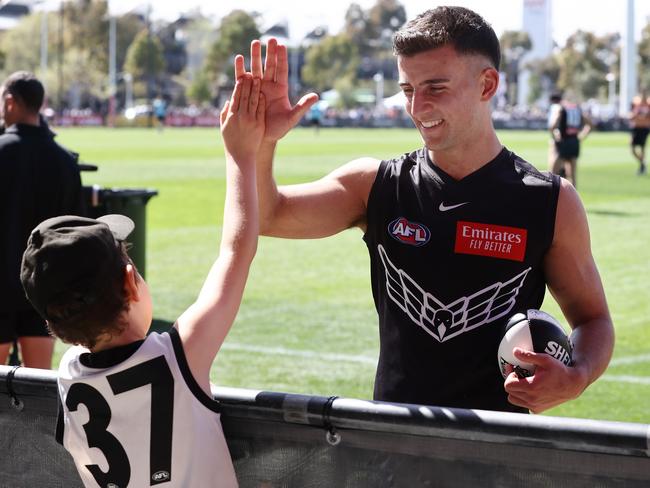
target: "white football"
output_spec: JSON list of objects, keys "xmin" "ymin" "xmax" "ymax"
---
[{"xmin": 498, "ymin": 309, "xmax": 573, "ymax": 378}]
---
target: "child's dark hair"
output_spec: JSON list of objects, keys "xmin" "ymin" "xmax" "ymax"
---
[
  {"xmin": 392, "ymin": 6, "xmax": 500, "ymax": 69},
  {"xmin": 46, "ymin": 242, "xmax": 134, "ymax": 349}
]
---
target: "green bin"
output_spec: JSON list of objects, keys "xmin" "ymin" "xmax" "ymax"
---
[{"xmin": 84, "ymin": 185, "xmax": 158, "ymax": 278}]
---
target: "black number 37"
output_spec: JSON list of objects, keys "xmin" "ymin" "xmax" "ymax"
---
[{"xmin": 66, "ymin": 356, "xmax": 174, "ymax": 487}]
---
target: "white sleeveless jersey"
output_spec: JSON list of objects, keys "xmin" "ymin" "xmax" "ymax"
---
[{"xmin": 56, "ymin": 328, "xmax": 238, "ymax": 488}]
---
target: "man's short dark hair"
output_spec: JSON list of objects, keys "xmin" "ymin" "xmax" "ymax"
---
[
  {"xmin": 550, "ymin": 92, "xmax": 563, "ymax": 104},
  {"xmin": 2, "ymin": 71, "xmax": 45, "ymax": 114},
  {"xmin": 392, "ymin": 6, "xmax": 501, "ymax": 69}
]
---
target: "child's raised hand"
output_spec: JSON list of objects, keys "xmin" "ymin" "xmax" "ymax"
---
[{"xmin": 220, "ymin": 64, "xmax": 266, "ymax": 162}]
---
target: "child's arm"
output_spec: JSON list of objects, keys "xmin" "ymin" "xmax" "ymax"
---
[{"xmin": 175, "ymin": 66, "xmax": 265, "ymax": 394}]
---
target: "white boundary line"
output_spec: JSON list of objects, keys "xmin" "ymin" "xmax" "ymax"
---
[
  {"xmin": 222, "ymin": 342, "xmax": 377, "ymax": 365},
  {"xmin": 601, "ymin": 375, "xmax": 650, "ymax": 385},
  {"xmin": 609, "ymin": 354, "xmax": 650, "ymax": 366},
  {"xmin": 222, "ymin": 344, "xmax": 650, "ymax": 384}
]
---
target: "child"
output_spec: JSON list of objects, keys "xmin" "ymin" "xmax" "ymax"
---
[{"xmin": 19, "ymin": 70, "xmax": 265, "ymax": 487}]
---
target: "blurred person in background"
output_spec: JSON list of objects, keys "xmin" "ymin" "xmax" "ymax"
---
[
  {"xmin": 627, "ymin": 94, "xmax": 650, "ymax": 175},
  {"xmin": 0, "ymin": 71, "xmax": 82, "ymax": 369},
  {"xmin": 549, "ymin": 95, "xmax": 592, "ymax": 188}
]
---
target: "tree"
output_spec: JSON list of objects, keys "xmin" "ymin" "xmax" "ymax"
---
[
  {"xmin": 0, "ymin": 12, "xmax": 48, "ymax": 75},
  {"xmin": 344, "ymin": 0, "xmax": 406, "ymax": 58},
  {"xmin": 115, "ymin": 14, "xmax": 146, "ymax": 74},
  {"xmin": 187, "ymin": 71, "xmax": 212, "ymax": 105},
  {"xmin": 555, "ymin": 30, "xmax": 617, "ymax": 101},
  {"xmin": 526, "ymin": 55, "xmax": 560, "ymax": 104},
  {"xmin": 637, "ymin": 20, "xmax": 650, "ymax": 93},
  {"xmin": 499, "ymin": 30, "xmax": 531, "ymax": 105},
  {"xmin": 367, "ymin": 0, "xmax": 407, "ymax": 50},
  {"xmin": 204, "ymin": 10, "xmax": 260, "ymax": 86},
  {"xmin": 302, "ymin": 34, "xmax": 360, "ymax": 94},
  {"xmin": 124, "ymin": 29, "xmax": 165, "ymax": 97}
]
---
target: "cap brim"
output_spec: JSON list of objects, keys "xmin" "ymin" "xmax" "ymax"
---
[{"xmin": 97, "ymin": 214, "xmax": 135, "ymax": 240}]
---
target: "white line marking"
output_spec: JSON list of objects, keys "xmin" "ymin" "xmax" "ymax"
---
[
  {"xmin": 601, "ymin": 375, "xmax": 650, "ymax": 385},
  {"xmin": 609, "ymin": 354, "xmax": 650, "ymax": 366},
  {"xmin": 221, "ymin": 344, "xmax": 650, "ymax": 387},
  {"xmin": 222, "ymin": 342, "xmax": 377, "ymax": 365}
]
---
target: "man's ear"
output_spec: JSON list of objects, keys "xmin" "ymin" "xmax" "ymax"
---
[
  {"xmin": 480, "ymin": 67, "xmax": 499, "ymax": 101},
  {"xmin": 3, "ymin": 93, "xmax": 15, "ymax": 111},
  {"xmin": 123, "ymin": 263, "xmax": 140, "ymax": 302}
]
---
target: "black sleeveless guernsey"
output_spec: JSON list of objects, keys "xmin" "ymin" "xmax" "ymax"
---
[{"xmin": 364, "ymin": 147, "xmax": 560, "ymax": 412}]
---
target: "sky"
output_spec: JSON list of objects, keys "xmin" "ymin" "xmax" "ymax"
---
[{"xmin": 101, "ymin": 0, "xmax": 650, "ymax": 45}]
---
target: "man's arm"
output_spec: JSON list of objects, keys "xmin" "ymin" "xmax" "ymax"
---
[
  {"xmin": 243, "ymin": 38, "xmax": 379, "ymax": 237},
  {"xmin": 578, "ymin": 113, "xmax": 592, "ymax": 140},
  {"xmin": 504, "ymin": 180, "xmax": 614, "ymax": 413},
  {"xmin": 257, "ymin": 139, "xmax": 379, "ymax": 237},
  {"xmin": 549, "ymin": 107, "xmax": 562, "ymax": 142},
  {"xmin": 175, "ymin": 73, "xmax": 265, "ymax": 394}
]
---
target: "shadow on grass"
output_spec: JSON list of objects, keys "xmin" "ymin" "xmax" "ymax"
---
[
  {"xmin": 587, "ymin": 209, "xmax": 639, "ymax": 217},
  {"xmin": 149, "ymin": 318, "xmax": 174, "ymax": 333}
]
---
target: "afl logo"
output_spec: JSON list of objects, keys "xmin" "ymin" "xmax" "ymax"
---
[
  {"xmin": 388, "ymin": 217, "xmax": 431, "ymax": 246},
  {"xmin": 152, "ymin": 471, "xmax": 170, "ymax": 482}
]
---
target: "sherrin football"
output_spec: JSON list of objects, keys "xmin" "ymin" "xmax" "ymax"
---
[{"xmin": 498, "ymin": 309, "xmax": 573, "ymax": 378}]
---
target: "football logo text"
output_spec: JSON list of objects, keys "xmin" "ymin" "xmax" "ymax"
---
[
  {"xmin": 388, "ymin": 217, "xmax": 431, "ymax": 246},
  {"xmin": 544, "ymin": 341, "xmax": 572, "ymax": 365}
]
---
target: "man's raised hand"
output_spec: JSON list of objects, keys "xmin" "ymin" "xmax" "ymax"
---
[{"xmin": 236, "ymin": 38, "xmax": 318, "ymax": 143}]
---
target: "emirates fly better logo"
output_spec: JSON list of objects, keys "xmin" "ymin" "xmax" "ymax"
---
[{"xmin": 455, "ymin": 221, "xmax": 527, "ymax": 261}]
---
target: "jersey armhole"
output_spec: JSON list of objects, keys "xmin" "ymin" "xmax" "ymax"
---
[
  {"xmin": 167, "ymin": 328, "xmax": 222, "ymax": 413},
  {"xmin": 55, "ymin": 394, "xmax": 64, "ymax": 445},
  {"xmin": 362, "ymin": 159, "xmax": 389, "ymax": 244}
]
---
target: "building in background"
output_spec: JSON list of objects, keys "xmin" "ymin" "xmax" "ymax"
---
[{"xmin": 517, "ymin": 0, "xmax": 553, "ymax": 107}]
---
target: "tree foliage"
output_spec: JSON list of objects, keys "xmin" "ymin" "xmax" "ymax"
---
[
  {"xmin": 637, "ymin": 21, "xmax": 650, "ymax": 93},
  {"xmin": 554, "ymin": 30, "xmax": 618, "ymax": 100},
  {"xmin": 187, "ymin": 71, "xmax": 212, "ymax": 105},
  {"xmin": 302, "ymin": 34, "xmax": 360, "ymax": 93},
  {"xmin": 204, "ymin": 10, "xmax": 260, "ymax": 85},
  {"xmin": 124, "ymin": 30, "xmax": 165, "ymax": 81},
  {"xmin": 499, "ymin": 30, "xmax": 531, "ymax": 104},
  {"xmin": 344, "ymin": 0, "xmax": 406, "ymax": 57}
]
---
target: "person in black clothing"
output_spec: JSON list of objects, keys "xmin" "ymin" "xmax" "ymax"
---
[
  {"xmin": 239, "ymin": 7, "xmax": 613, "ymax": 413},
  {"xmin": 549, "ymin": 96, "xmax": 592, "ymax": 188},
  {"xmin": 0, "ymin": 71, "xmax": 82, "ymax": 368}
]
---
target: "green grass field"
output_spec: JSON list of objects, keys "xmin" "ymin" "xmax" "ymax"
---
[{"xmin": 52, "ymin": 127, "xmax": 650, "ymax": 423}]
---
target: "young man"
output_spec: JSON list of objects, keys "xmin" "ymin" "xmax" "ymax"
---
[
  {"xmin": 0, "ymin": 71, "xmax": 82, "ymax": 369},
  {"xmin": 549, "ymin": 96, "xmax": 592, "ymax": 188},
  {"xmin": 19, "ymin": 72, "xmax": 265, "ymax": 487},
  {"xmin": 628, "ymin": 95, "xmax": 650, "ymax": 175},
  {"xmin": 242, "ymin": 7, "xmax": 613, "ymax": 414}
]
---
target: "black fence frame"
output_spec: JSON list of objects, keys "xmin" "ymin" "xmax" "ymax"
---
[{"xmin": 1, "ymin": 365, "xmax": 649, "ymax": 487}]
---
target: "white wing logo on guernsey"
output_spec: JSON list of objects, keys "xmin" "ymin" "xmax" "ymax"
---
[{"xmin": 378, "ymin": 244, "xmax": 530, "ymax": 342}]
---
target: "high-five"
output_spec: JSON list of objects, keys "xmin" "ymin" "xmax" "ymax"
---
[{"xmin": 236, "ymin": 6, "xmax": 613, "ymax": 415}]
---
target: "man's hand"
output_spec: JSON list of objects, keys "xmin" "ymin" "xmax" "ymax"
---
[
  {"xmin": 504, "ymin": 347, "xmax": 589, "ymax": 414},
  {"xmin": 235, "ymin": 38, "xmax": 318, "ymax": 143}
]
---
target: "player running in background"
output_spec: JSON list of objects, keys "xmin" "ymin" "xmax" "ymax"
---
[
  {"xmin": 238, "ymin": 6, "xmax": 613, "ymax": 414},
  {"xmin": 19, "ymin": 70, "xmax": 265, "ymax": 487},
  {"xmin": 549, "ymin": 96, "xmax": 592, "ymax": 188},
  {"xmin": 628, "ymin": 94, "xmax": 650, "ymax": 175}
]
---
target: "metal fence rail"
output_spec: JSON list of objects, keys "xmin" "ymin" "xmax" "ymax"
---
[{"xmin": 1, "ymin": 365, "xmax": 649, "ymax": 488}]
